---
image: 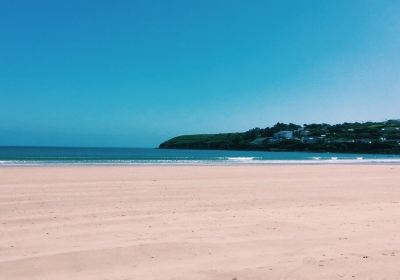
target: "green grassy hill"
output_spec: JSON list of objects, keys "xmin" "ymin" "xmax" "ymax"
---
[{"xmin": 159, "ymin": 120, "xmax": 400, "ymax": 154}]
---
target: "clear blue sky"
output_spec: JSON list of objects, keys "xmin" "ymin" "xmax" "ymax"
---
[{"xmin": 1, "ymin": 0, "xmax": 399, "ymax": 147}]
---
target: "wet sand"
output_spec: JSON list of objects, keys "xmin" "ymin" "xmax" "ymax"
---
[{"xmin": 1, "ymin": 165, "xmax": 400, "ymax": 279}]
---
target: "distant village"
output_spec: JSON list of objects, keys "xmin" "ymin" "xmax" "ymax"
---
[{"xmin": 250, "ymin": 119, "xmax": 400, "ymax": 146}]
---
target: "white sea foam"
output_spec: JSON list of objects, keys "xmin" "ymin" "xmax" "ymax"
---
[
  {"xmin": 1, "ymin": 157, "xmax": 400, "ymax": 166},
  {"xmin": 224, "ymin": 157, "xmax": 261, "ymax": 163}
]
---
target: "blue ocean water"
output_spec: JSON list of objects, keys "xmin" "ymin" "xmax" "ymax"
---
[{"xmin": 0, "ymin": 146, "xmax": 400, "ymax": 166}]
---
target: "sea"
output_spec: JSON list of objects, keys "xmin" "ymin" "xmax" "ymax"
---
[{"xmin": 0, "ymin": 146, "xmax": 400, "ymax": 166}]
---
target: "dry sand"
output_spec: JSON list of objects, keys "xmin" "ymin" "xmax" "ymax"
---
[{"xmin": 1, "ymin": 165, "xmax": 400, "ymax": 280}]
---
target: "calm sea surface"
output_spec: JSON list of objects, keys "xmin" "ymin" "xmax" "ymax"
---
[{"xmin": 1, "ymin": 146, "xmax": 400, "ymax": 166}]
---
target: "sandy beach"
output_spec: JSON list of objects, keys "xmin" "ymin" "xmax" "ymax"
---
[{"xmin": 1, "ymin": 165, "xmax": 400, "ymax": 279}]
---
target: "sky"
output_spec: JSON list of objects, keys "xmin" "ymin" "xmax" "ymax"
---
[{"xmin": 1, "ymin": 0, "xmax": 399, "ymax": 147}]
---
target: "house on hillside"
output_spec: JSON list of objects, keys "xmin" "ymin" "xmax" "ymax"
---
[{"xmin": 273, "ymin": 131, "xmax": 293, "ymax": 140}]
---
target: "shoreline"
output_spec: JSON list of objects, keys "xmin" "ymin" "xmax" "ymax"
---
[
  {"xmin": 1, "ymin": 160, "xmax": 400, "ymax": 167},
  {"xmin": 2, "ymin": 147, "xmax": 400, "ymax": 168}
]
